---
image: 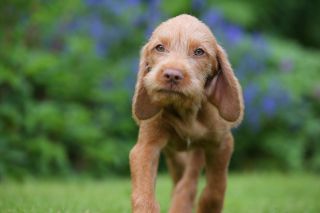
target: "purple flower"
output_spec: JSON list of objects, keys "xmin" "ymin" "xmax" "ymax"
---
[
  {"xmin": 104, "ymin": 1, "xmax": 123, "ymax": 15},
  {"xmin": 259, "ymin": 82, "xmax": 291, "ymax": 117},
  {"xmin": 244, "ymin": 83, "xmax": 260, "ymax": 105},
  {"xmin": 280, "ymin": 58, "xmax": 294, "ymax": 73},
  {"xmin": 66, "ymin": 19, "xmax": 81, "ymax": 32},
  {"xmin": 225, "ymin": 25, "xmax": 244, "ymax": 45},
  {"xmin": 144, "ymin": 0, "xmax": 162, "ymax": 38},
  {"xmin": 192, "ymin": 0, "xmax": 206, "ymax": 12},
  {"xmin": 245, "ymin": 107, "xmax": 261, "ymax": 130},
  {"xmin": 85, "ymin": 0, "xmax": 104, "ymax": 6},
  {"xmin": 133, "ymin": 14, "xmax": 146, "ymax": 28},
  {"xmin": 149, "ymin": 0, "xmax": 161, "ymax": 11},
  {"xmin": 239, "ymin": 54, "xmax": 265, "ymax": 74},
  {"xmin": 127, "ymin": 0, "xmax": 141, "ymax": 6},
  {"xmin": 262, "ymin": 96, "xmax": 277, "ymax": 116},
  {"xmin": 252, "ymin": 32, "xmax": 269, "ymax": 55},
  {"xmin": 96, "ymin": 40, "xmax": 108, "ymax": 56},
  {"xmin": 201, "ymin": 9, "xmax": 223, "ymax": 29},
  {"xmin": 130, "ymin": 57, "xmax": 139, "ymax": 74},
  {"xmin": 90, "ymin": 16, "xmax": 105, "ymax": 39}
]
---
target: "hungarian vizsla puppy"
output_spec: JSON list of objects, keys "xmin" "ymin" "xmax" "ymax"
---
[{"xmin": 130, "ymin": 14, "xmax": 244, "ymax": 213}]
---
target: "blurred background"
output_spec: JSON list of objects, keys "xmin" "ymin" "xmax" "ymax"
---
[{"xmin": 1, "ymin": 0, "xmax": 320, "ymax": 180}]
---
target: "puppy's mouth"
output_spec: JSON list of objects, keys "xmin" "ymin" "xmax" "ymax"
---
[{"xmin": 156, "ymin": 89, "xmax": 186, "ymax": 97}]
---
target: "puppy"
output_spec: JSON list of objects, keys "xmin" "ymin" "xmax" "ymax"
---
[{"xmin": 130, "ymin": 14, "xmax": 244, "ymax": 213}]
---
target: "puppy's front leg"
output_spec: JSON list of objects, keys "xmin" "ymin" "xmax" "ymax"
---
[{"xmin": 130, "ymin": 121, "xmax": 168, "ymax": 213}]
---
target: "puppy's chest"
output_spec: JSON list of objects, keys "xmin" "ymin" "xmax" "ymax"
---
[
  {"xmin": 166, "ymin": 117, "xmax": 210, "ymax": 149},
  {"xmin": 174, "ymin": 120, "xmax": 206, "ymax": 139}
]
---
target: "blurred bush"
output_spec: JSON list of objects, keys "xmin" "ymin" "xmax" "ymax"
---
[
  {"xmin": 0, "ymin": 0, "xmax": 140, "ymax": 178},
  {"xmin": 212, "ymin": 0, "xmax": 320, "ymax": 48},
  {"xmin": 0, "ymin": 0, "xmax": 319, "ymax": 179}
]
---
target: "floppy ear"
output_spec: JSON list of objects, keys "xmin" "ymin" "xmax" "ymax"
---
[
  {"xmin": 207, "ymin": 45, "xmax": 243, "ymax": 122},
  {"xmin": 132, "ymin": 44, "xmax": 161, "ymax": 121}
]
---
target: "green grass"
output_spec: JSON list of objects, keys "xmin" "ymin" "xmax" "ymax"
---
[{"xmin": 0, "ymin": 173, "xmax": 319, "ymax": 212}]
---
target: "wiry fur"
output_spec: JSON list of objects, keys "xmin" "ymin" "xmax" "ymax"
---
[{"xmin": 130, "ymin": 14, "xmax": 244, "ymax": 213}]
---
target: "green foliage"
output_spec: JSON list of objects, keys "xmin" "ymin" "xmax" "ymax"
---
[
  {"xmin": 212, "ymin": 0, "xmax": 320, "ymax": 48},
  {"xmin": 0, "ymin": 0, "xmax": 320, "ymax": 179},
  {"xmin": 230, "ymin": 36, "xmax": 320, "ymax": 172},
  {"xmin": 0, "ymin": 0, "xmax": 137, "ymax": 179},
  {"xmin": 210, "ymin": 1, "xmax": 256, "ymax": 28}
]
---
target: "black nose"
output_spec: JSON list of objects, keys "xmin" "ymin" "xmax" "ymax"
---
[{"xmin": 163, "ymin": 69, "xmax": 184, "ymax": 83}]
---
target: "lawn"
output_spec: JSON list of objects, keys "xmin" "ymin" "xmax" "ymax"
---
[{"xmin": 0, "ymin": 173, "xmax": 319, "ymax": 213}]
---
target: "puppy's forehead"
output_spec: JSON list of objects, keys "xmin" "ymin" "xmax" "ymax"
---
[{"xmin": 150, "ymin": 14, "xmax": 217, "ymax": 53}]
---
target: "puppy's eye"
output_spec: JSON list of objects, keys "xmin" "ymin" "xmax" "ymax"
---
[
  {"xmin": 194, "ymin": 48, "xmax": 205, "ymax": 56},
  {"xmin": 155, "ymin": 44, "xmax": 165, "ymax": 52}
]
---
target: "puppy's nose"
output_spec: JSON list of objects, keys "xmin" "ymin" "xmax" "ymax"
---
[{"xmin": 163, "ymin": 69, "xmax": 184, "ymax": 83}]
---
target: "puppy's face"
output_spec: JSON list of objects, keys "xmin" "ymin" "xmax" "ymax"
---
[
  {"xmin": 133, "ymin": 14, "xmax": 243, "ymax": 123},
  {"xmin": 143, "ymin": 15, "xmax": 218, "ymax": 108}
]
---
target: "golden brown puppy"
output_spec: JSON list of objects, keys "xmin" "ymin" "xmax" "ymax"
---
[{"xmin": 130, "ymin": 14, "xmax": 244, "ymax": 213}]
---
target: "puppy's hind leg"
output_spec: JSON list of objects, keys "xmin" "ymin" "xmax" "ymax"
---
[
  {"xmin": 168, "ymin": 149, "xmax": 204, "ymax": 213},
  {"xmin": 164, "ymin": 149, "xmax": 187, "ymax": 186},
  {"xmin": 197, "ymin": 135, "xmax": 234, "ymax": 213}
]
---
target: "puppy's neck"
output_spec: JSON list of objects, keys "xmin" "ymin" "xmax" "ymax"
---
[
  {"xmin": 162, "ymin": 102, "xmax": 209, "ymax": 141},
  {"xmin": 163, "ymin": 101, "xmax": 200, "ymax": 122}
]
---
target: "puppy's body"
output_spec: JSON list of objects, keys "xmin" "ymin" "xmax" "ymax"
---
[{"xmin": 130, "ymin": 14, "xmax": 244, "ymax": 213}]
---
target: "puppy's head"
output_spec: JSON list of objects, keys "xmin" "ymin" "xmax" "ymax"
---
[{"xmin": 133, "ymin": 14, "xmax": 243, "ymax": 123}]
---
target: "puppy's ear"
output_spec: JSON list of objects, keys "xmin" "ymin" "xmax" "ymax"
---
[
  {"xmin": 206, "ymin": 45, "xmax": 243, "ymax": 122},
  {"xmin": 132, "ymin": 44, "xmax": 161, "ymax": 121}
]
